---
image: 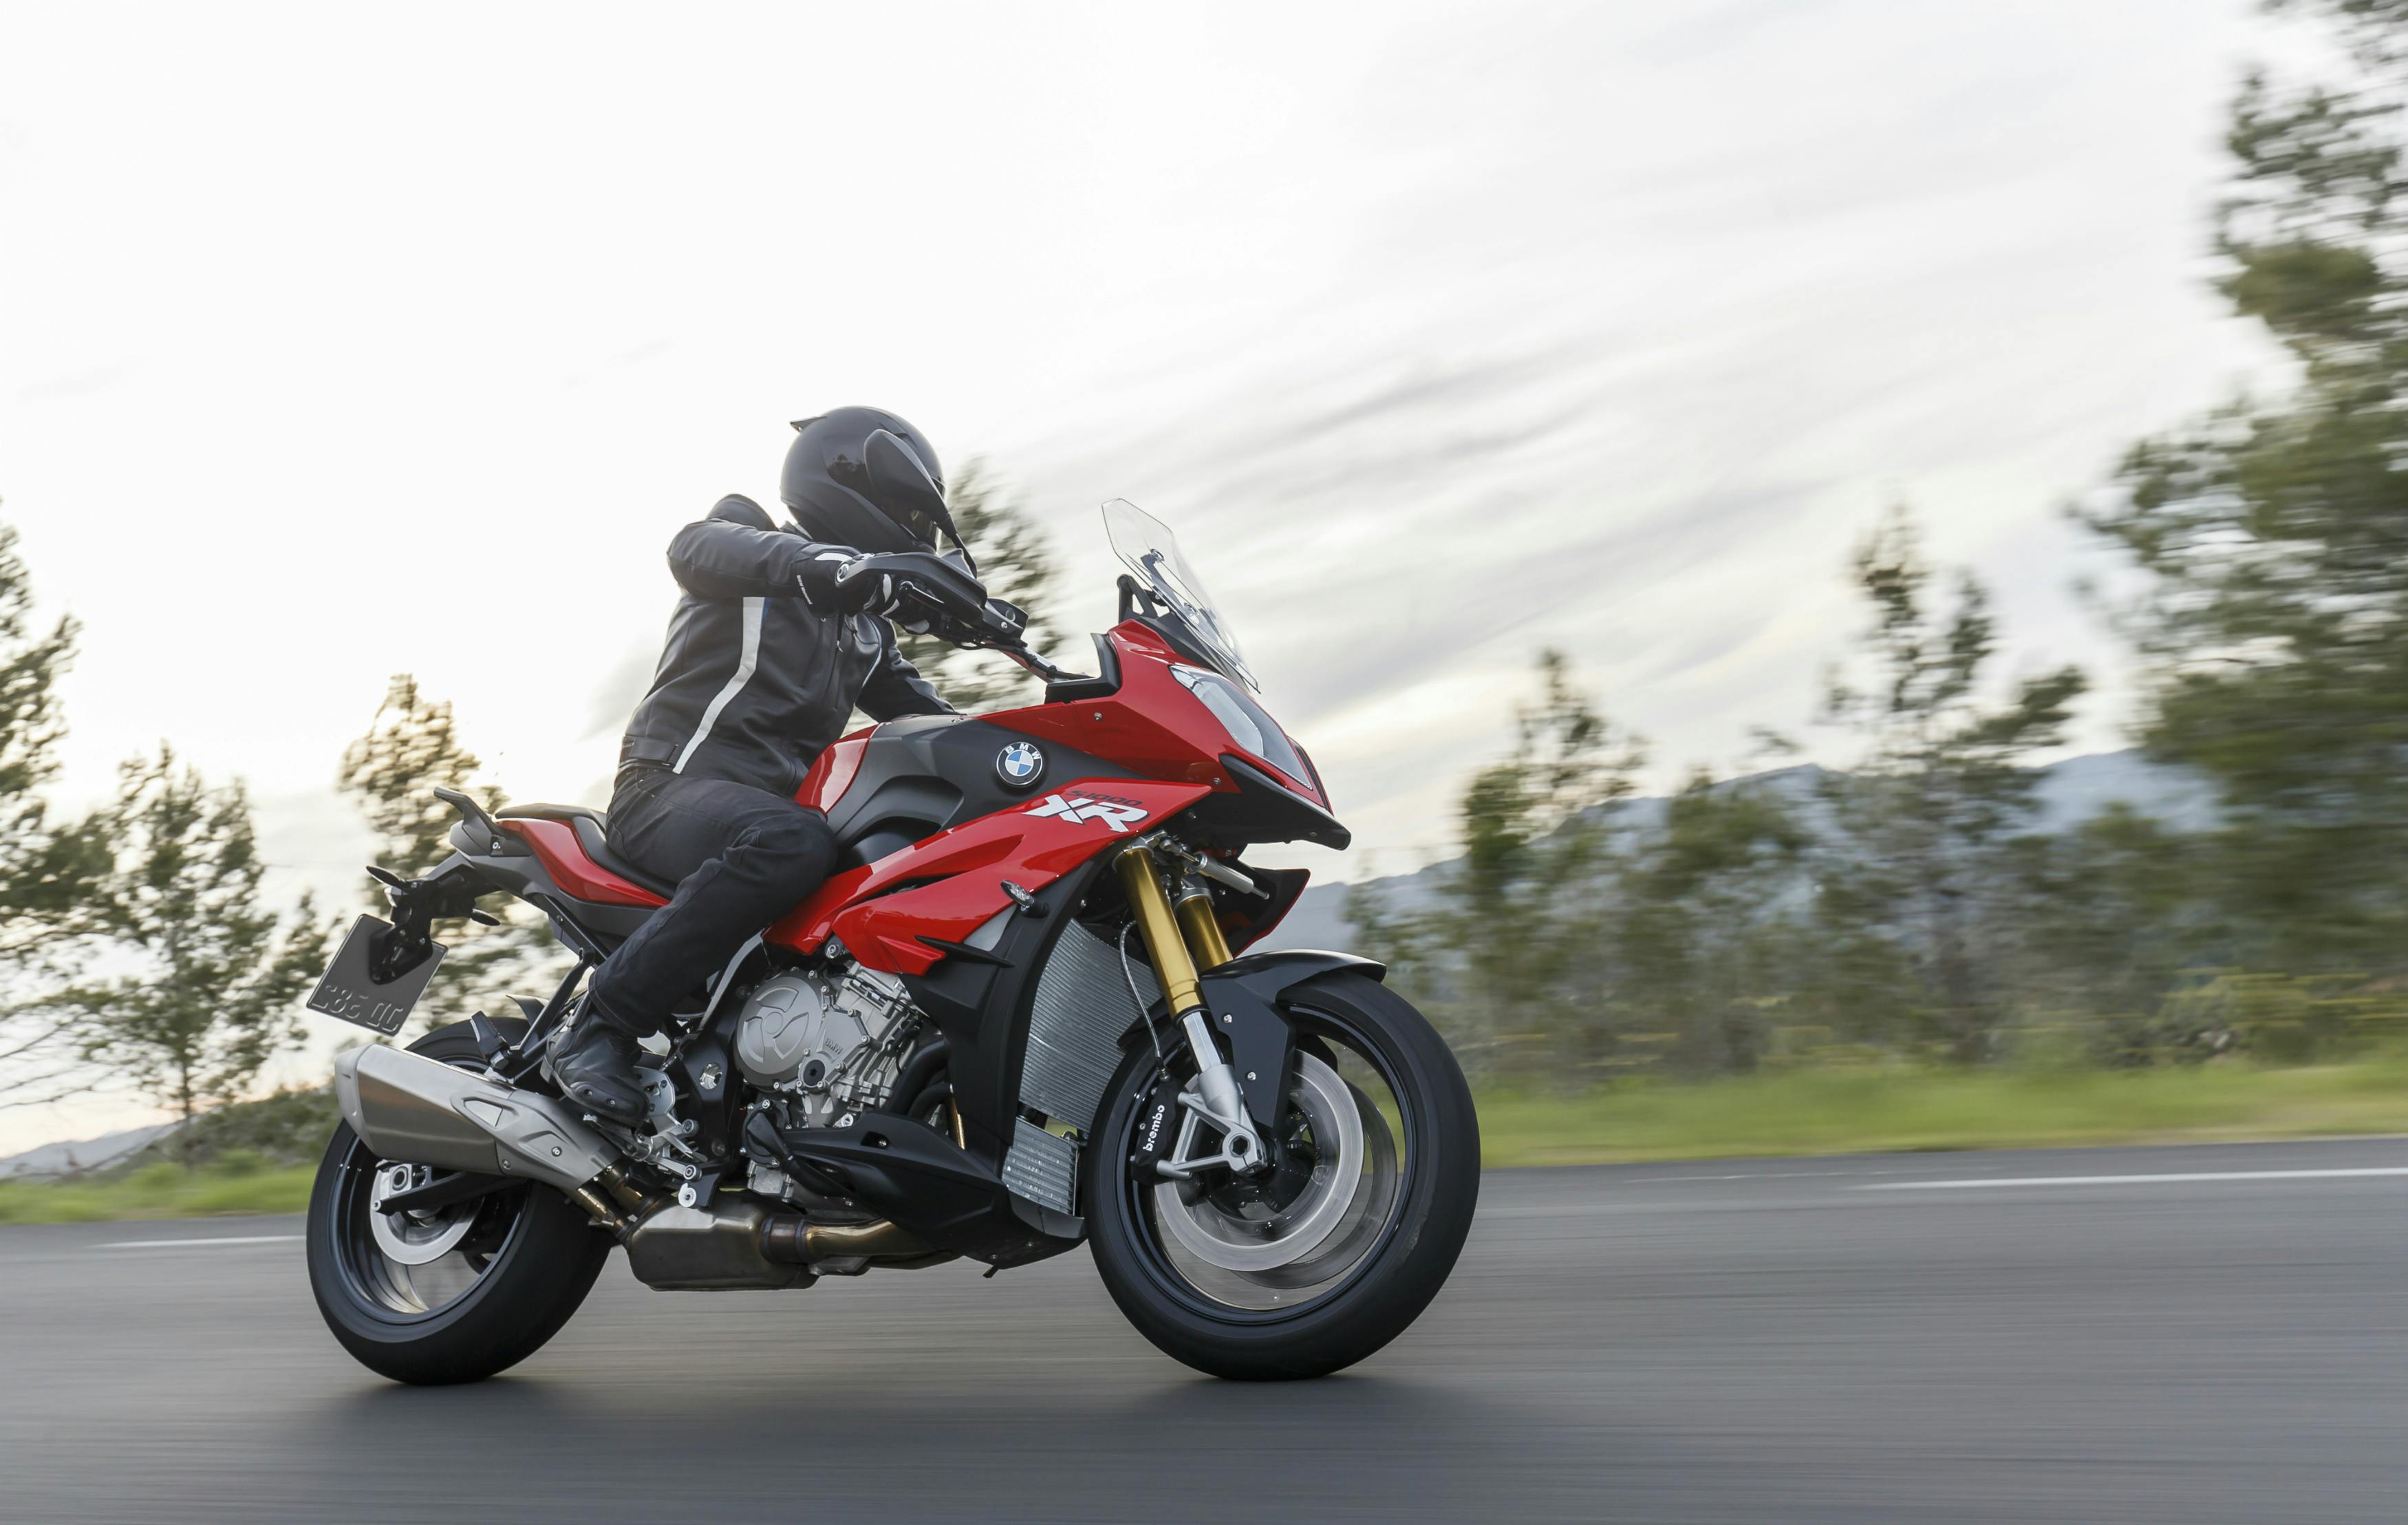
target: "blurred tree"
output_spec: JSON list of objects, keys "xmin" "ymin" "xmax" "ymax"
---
[
  {"xmin": 2083, "ymin": 0, "xmax": 2408, "ymax": 968},
  {"xmin": 1606, "ymin": 770, "xmax": 1807, "ymax": 1074},
  {"xmin": 1445, "ymin": 650, "xmax": 1642, "ymax": 1073},
  {"xmin": 1818, "ymin": 509, "xmax": 2085, "ymax": 1061},
  {"xmin": 0, "ymin": 512, "xmax": 112, "ymax": 1114},
  {"xmin": 67, "ymin": 749, "xmax": 331, "ymax": 1162},
  {"xmin": 338, "ymin": 674, "xmax": 490, "ymax": 888},
  {"xmin": 890, "ymin": 459, "xmax": 1067, "ymax": 712},
  {"xmin": 1997, "ymin": 808, "xmax": 2222, "ymax": 1064},
  {"xmin": 1351, "ymin": 651, "xmax": 1644, "ymax": 1077},
  {"xmin": 337, "ymin": 675, "xmax": 563, "ymax": 1020}
]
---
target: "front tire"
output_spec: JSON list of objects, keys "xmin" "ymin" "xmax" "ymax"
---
[
  {"xmin": 1082, "ymin": 972, "xmax": 1479, "ymax": 1380},
  {"xmin": 306, "ymin": 1019, "xmax": 614, "ymax": 1385}
]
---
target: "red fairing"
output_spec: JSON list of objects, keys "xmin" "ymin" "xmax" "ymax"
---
[
  {"xmin": 498, "ymin": 819, "xmax": 666, "ymax": 908},
  {"xmin": 796, "ymin": 729, "xmax": 871, "ymax": 814},
  {"xmin": 987, "ymin": 621, "xmax": 1323, "ymax": 803},
  {"xmin": 765, "ymin": 776, "xmax": 1213, "ymax": 974}
]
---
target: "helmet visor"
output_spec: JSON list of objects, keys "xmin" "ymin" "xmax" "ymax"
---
[{"xmin": 862, "ymin": 429, "xmax": 957, "ymax": 551}]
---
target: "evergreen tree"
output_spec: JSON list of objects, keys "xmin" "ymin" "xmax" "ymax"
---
[
  {"xmin": 2083, "ymin": 0, "xmax": 2408, "ymax": 968},
  {"xmin": 67, "ymin": 749, "xmax": 330, "ymax": 1160},
  {"xmin": 0, "ymin": 513, "xmax": 111, "ymax": 1114},
  {"xmin": 1817, "ymin": 509, "xmax": 2085, "ymax": 1061}
]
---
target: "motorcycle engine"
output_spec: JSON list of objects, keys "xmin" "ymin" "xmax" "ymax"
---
[{"xmin": 731, "ymin": 963, "xmax": 919, "ymax": 1127}]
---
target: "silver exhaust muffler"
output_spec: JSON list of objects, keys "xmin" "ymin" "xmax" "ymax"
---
[{"xmin": 333, "ymin": 1044, "xmax": 619, "ymax": 1195}]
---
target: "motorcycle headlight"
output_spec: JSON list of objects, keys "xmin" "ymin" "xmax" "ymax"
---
[{"xmin": 1170, "ymin": 664, "xmax": 1319, "ymax": 796}]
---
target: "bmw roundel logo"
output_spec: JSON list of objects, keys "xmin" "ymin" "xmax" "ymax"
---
[{"xmin": 996, "ymin": 740, "xmax": 1046, "ymax": 789}]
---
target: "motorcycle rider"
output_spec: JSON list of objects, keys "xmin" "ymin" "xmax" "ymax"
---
[{"xmin": 546, "ymin": 407, "xmax": 972, "ymax": 1125}]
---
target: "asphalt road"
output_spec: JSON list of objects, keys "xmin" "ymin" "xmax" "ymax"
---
[{"xmin": 5, "ymin": 1139, "xmax": 2407, "ymax": 1524}]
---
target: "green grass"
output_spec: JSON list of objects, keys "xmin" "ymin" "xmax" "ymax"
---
[
  {"xmin": 3, "ymin": 1059, "xmax": 2405, "ymax": 1221},
  {"xmin": 0, "ymin": 1160, "xmax": 316, "ymax": 1225},
  {"xmin": 1476, "ymin": 1054, "xmax": 2408, "ymax": 1166}
]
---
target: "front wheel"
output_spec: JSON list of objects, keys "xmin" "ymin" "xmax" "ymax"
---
[
  {"xmin": 1082, "ymin": 972, "xmax": 1479, "ymax": 1380},
  {"xmin": 305, "ymin": 1019, "xmax": 614, "ymax": 1385}
]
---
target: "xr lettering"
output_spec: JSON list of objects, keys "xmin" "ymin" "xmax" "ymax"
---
[{"xmin": 1026, "ymin": 793, "xmax": 1150, "ymax": 833}]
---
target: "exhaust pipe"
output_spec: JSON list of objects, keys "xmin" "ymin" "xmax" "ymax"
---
[
  {"xmin": 334, "ymin": 1046, "xmax": 954, "ymax": 1290},
  {"xmin": 332, "ymin": 1044, "xmax": 619, "ymax": 1195},
  {"xmin": 623, "ymin": 1206, "xmax": 938, "ymax": 1290}
]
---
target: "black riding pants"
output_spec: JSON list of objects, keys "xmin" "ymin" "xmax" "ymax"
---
[{"xmin": 584, "ymin": 767, "xmax": 836, "ymax": 1037}]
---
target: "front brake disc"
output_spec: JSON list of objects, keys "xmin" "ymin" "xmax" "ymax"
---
[{"xmin": 1150, "ymin": 1053, "xmax": 1364, "ymax": 1274}]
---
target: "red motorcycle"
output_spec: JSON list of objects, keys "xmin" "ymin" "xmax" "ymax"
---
[{"xmin": 303, "ymin": 500, "xmax": 1479, "ymax": 1383}]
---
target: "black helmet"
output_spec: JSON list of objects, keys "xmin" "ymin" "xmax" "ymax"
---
[{"xmin": 781, "ymin": 407, "xmax": 964, "ymax": 560}]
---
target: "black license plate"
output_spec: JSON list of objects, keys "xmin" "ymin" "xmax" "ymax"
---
[{"xmin": 306, "ymin": 915, "xmax": 447, "ymax": 1035}]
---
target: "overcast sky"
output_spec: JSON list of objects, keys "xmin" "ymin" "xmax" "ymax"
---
[{"xmin": 0, "ymin": 2, "xmax": 2289, "ymax": 1146}]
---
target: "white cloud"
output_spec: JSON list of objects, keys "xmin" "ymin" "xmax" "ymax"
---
[{"xmin": 0, "ymin": 0, "xmax": 2295, "ymax": 1145}]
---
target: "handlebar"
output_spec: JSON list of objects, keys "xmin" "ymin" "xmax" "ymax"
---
[{"xmin": 836, "ymin": 549, "xmax": 1073, "ymax": 683}]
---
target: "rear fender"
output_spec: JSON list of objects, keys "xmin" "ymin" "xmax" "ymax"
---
[{"xmin": 1194, "ymin": 950, "xmax": 1386, "ymax": 1128}]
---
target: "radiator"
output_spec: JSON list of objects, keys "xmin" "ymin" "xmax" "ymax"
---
[
  {"xmin": 1002, "ymin": 923, "xmax": 1159, "ymax": 1217},
  {"xmin": 1018, "ymin": 921, "xmax": 1155, "ymax": 1133}
]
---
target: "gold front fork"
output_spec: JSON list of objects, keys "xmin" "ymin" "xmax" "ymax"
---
[
  {"xmin": 1116, "ymin": 845, "xmax": 1207, "ymax": 1011},
  {"xmin": 1174, "ymin": 879, "xmax": 1234, "ymax": 970},
  {"xmin": 1117, "ymin": 843, "xmax": 1235, "ymax": 990},
  {"xmin": 1117, "ymin": 842, "xmax": 1266, "ymax": 1171}
]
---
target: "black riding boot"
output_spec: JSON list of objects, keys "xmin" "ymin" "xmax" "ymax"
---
[{"xmin": 543, "ymin": 999, "xmax": 649, "ymax": 1127}]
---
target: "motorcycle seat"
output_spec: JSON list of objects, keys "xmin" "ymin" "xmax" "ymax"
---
[{"xmin": 494, "ymin": 803, "xmax": 679, "ymax": 899}]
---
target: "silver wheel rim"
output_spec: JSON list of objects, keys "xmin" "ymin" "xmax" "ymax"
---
[
  {"xmin": 1152, "ymin": 1052, "xmax": 1364, "ymax": 1273},
  {"xmin": 338, "ymin": 1052, "xmax": 528, "ymax": 1316},
  {"xmin": 367, "ymin": 1163, "xmax": 481, "ymax": 1267}
]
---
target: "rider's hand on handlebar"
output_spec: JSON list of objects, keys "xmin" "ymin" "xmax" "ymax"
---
[
  {"xmin": 830, "ymin": 551, "xmax": 992, "ymax": 636},
  {"xmin": 828, "ymin": 555, "xmax": 903, "ymax": 618}
]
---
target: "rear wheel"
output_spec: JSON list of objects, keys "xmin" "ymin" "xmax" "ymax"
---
[
  {"xmin": 305, "ymin": 1019, "xmax": 614, "ymax": 1385},
  {"xmin": 1082, "ymin": 972, "xmax": 1479, "ymax": 1380}
]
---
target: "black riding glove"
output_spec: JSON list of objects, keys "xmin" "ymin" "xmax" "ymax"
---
[
  {"xmin": 828, "ymin": 555, "xmax": 945, "ymax": 629},
  {"xmin": 793, "ymin": 551, "xmax": 859, "ymax": 612},
  {"xmin": 800, "ymin": 551, "xmax": 920, "ymax": 619}
]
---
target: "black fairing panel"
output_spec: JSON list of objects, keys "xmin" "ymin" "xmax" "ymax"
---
[
  {"xmin": 1176, "ymin": 754, "xmax": 1353, "ymax": 850},
  {"xmin": 823, "ymin": 714, "xmax": 1143, "ymax": 871},
  {"xmin": 1221, "ymin": 866, "xmax": 1309, "ymax": 954},
  {"xmin": 773, "ymin": 1108, "xmax": 1077, "ymax": 1268},
  {"xmin": 899, "ymin": 857, "xmax": 1115, "ymax": 1166}
]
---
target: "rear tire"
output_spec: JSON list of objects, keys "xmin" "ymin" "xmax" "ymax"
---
[
  {"xmin": 306, "ymin": 1019, "xmax": 614, "ymax": 1385},
  {"xmin": 1082, "ymin": 972, "xmax": 1479, "ymax": 1380}
]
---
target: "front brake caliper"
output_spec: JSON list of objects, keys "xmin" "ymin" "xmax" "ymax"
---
[{"xmin": 1130, "ymin": 1071, "xmax": 1184, "ymax": 1179}]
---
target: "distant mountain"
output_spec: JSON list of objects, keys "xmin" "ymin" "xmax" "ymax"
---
[
  {"xmin": 0, "ymin": 1122, "xmax": 180, "ymax": 1182},
  {"xmin": 1260, "ymin": 748, "xmax": 2219, "ymax": 953}
]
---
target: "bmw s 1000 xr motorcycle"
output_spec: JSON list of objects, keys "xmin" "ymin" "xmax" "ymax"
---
[{"xmin": 303, "ymin": 500, "xmax": 1479, "ymax": 1383}]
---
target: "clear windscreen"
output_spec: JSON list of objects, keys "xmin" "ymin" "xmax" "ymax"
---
[{"xmin": 1102, "ymin": 498, "xmax": 1260, "ymax": 691}]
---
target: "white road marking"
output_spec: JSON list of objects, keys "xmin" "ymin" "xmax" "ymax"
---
[
  {"xmin": 1860, "ymin": 1166, "xmax": 2408, "ymax": 1192},
  {"xmin": 98, "ymin": 1234, "xmax": 303, "ymax": 1249}
]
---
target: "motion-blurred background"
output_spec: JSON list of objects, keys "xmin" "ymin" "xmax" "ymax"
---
[{"xmin": 2, "ymin": 0, "xmax": 2405, "ymax": 1193}]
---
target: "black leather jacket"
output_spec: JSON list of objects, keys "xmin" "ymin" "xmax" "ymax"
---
[{"xmin": 618, "ymin": 494, "xmax": 952, "ymax": 797}]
